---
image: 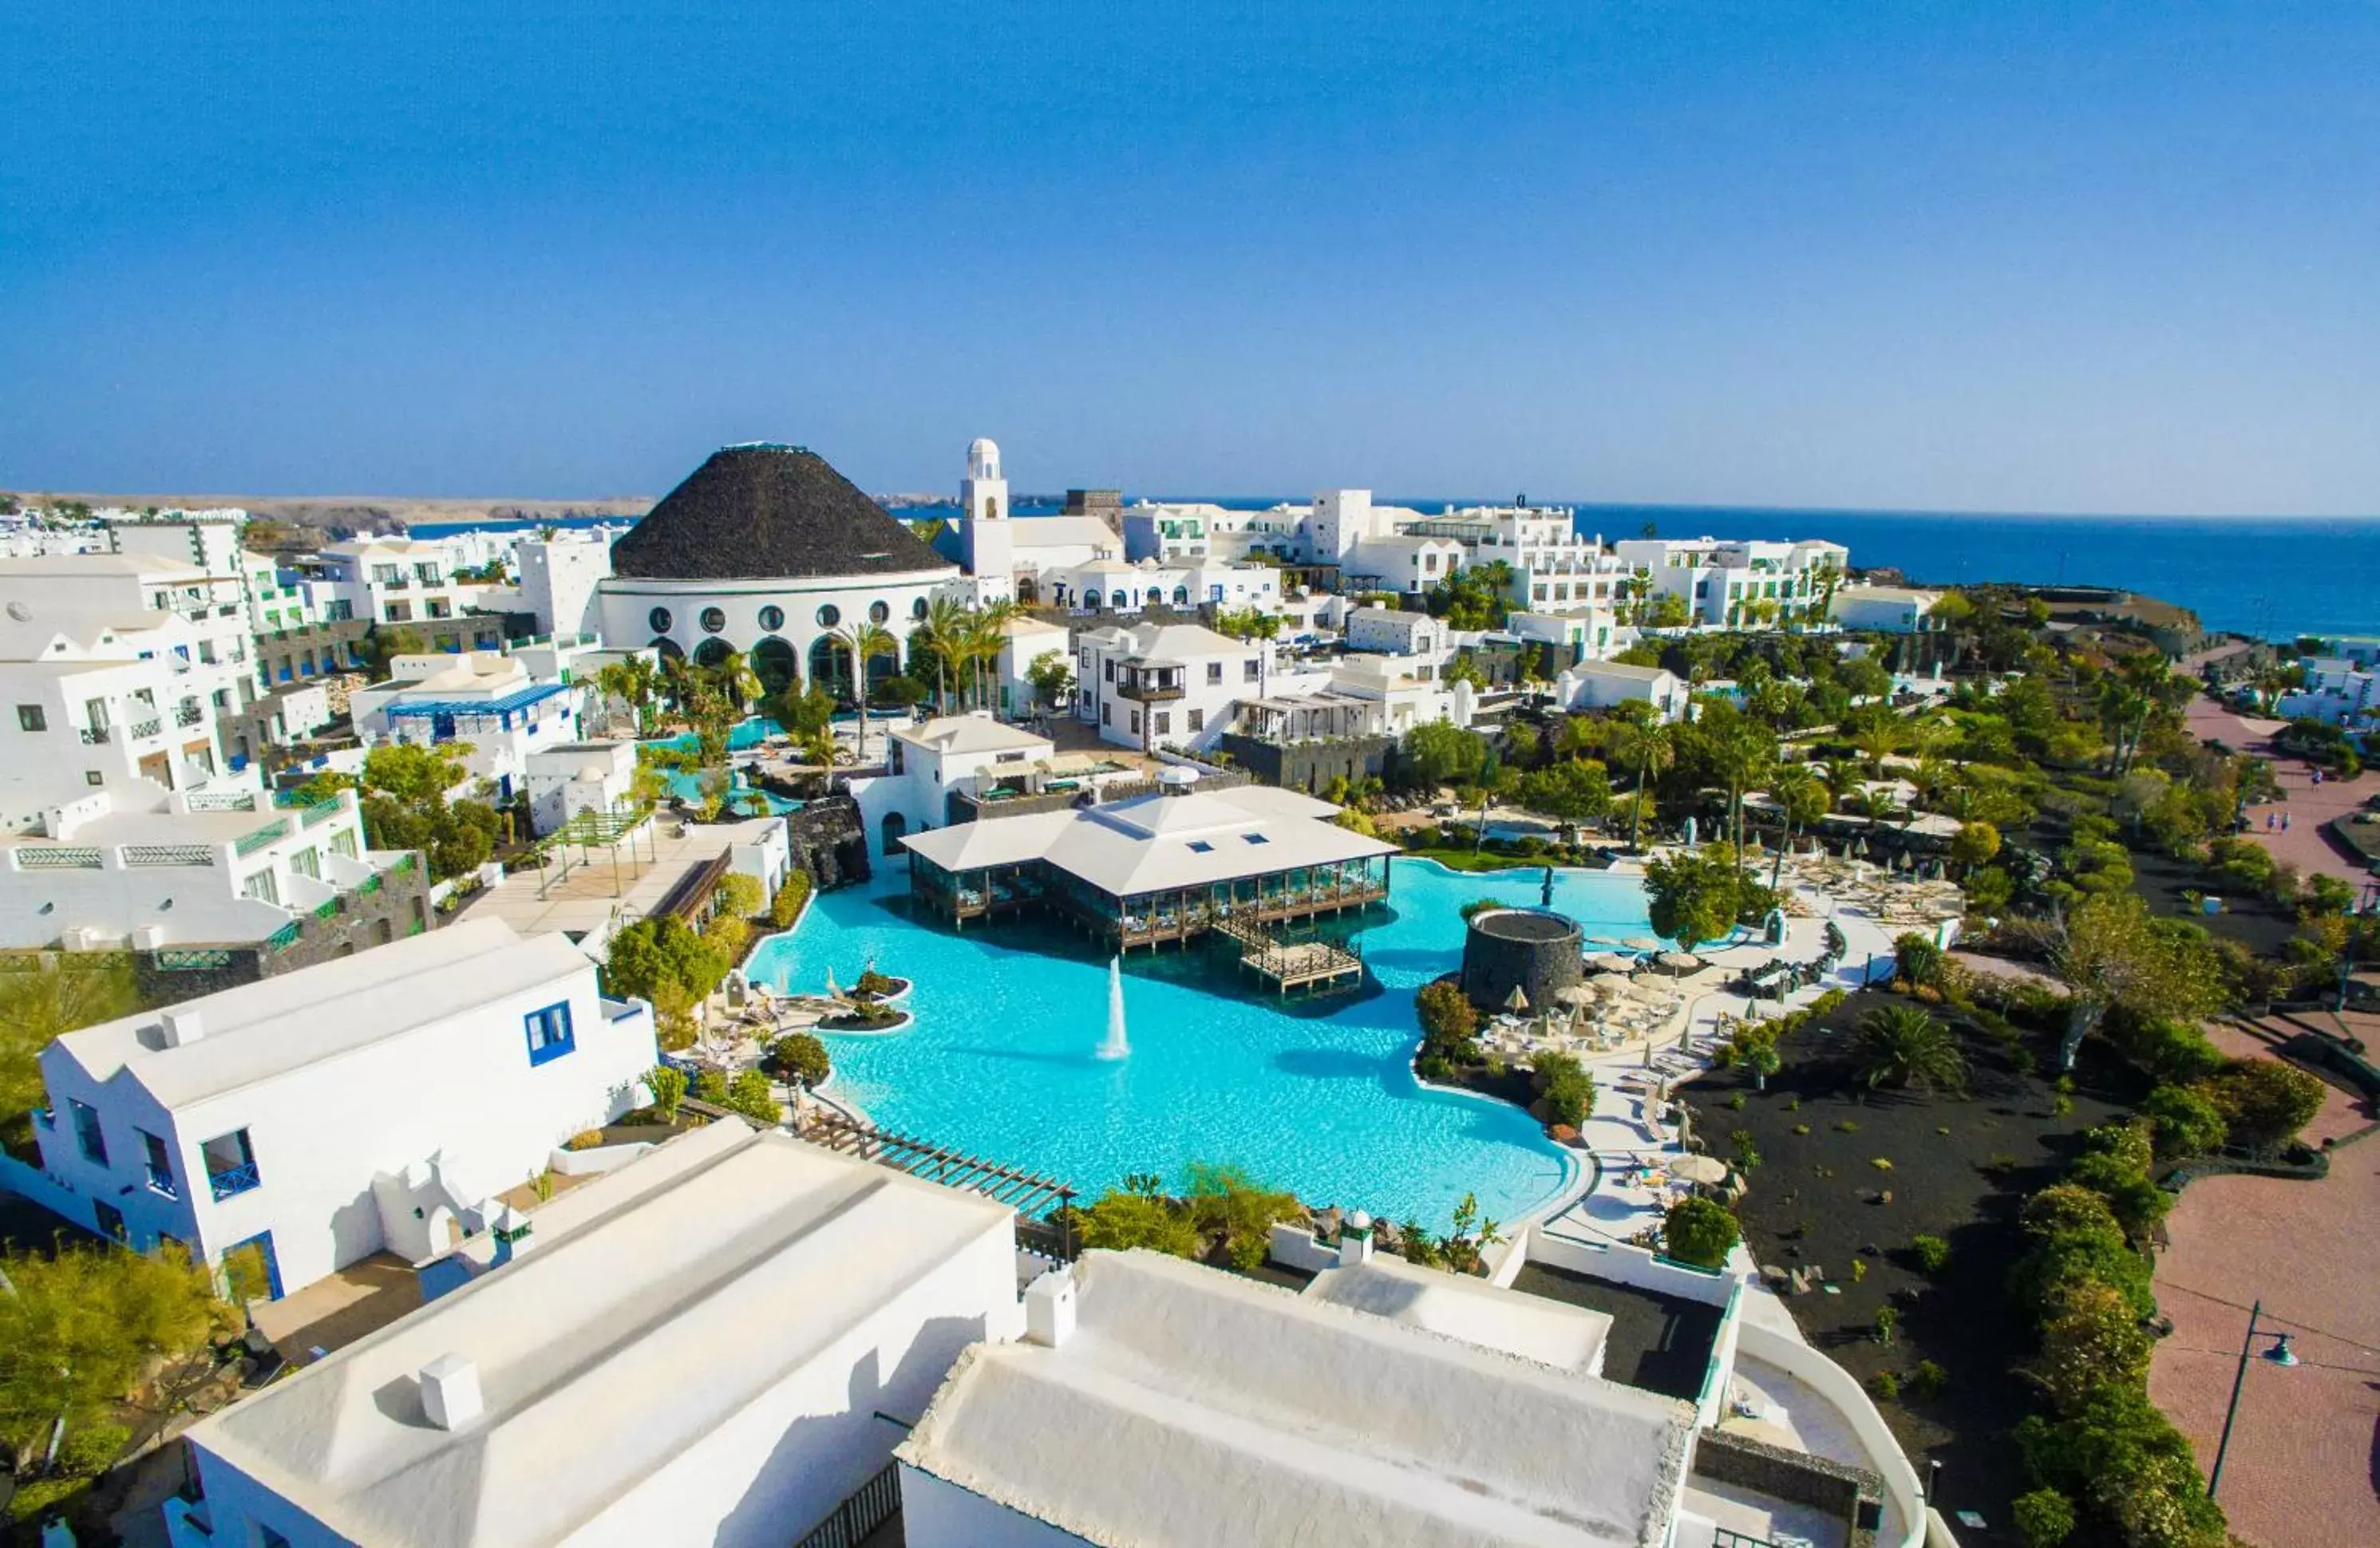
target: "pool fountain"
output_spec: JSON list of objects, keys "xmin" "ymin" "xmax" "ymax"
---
[{"xmin": 1097, "ymin": 956, "xmax": 1131, "ymax": 1060}]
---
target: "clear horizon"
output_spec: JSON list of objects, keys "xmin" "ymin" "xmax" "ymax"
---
[{"xmin": 4, "ymin": 4, "xmax": 2376, "ymax": 516}]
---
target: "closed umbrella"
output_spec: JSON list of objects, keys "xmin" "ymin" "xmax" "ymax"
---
[
  {"xmin": 1504, "ymin": 985, "xmax": 1531, "ymax": 1013},
  {"xmin": 823, "ymin": 966, "xmax": 840, "ymax": 999}
]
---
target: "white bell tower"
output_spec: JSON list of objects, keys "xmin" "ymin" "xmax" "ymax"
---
[{"xmin": 961, "ymin": 436, "xmax": 1014, "ymax": 588}]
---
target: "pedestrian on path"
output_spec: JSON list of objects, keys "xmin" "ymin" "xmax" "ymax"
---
[{"xmin": 2283, "ymin": 812, "xmax": 2293, "ymax": 831}]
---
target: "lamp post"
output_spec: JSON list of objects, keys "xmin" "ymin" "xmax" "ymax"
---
[{"xmin": 2207, "ymin": 1299, "xmax": 2298, "ymax": 1501}]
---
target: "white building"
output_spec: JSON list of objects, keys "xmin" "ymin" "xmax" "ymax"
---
[
  {"xmin": 860, "ymin": 713, "xmax": 1055, "ymax": 856},
  {"xmin": 1343, "ymin": 605, "xmax": 1451, "ymax": 658},
  {"xmin": 348, "ymin": 651, "xmax": 583, "ymax": 804},
  {"xmin": 0, "ymin": 587, "xmax": 250, "ymax": 796},
  {"xmin": 898, "ymin": 1248, "xmax": 1696, "ymax": 1548},
  {"xmin": 1555, "ymin": 659, "xmax": 1690, "ymax": 721},
  {"xmin": 1613, "ymin": 537, "xmax": 1849, "ymax": 628},
  {"xmin": 512, "ymin": 531, "xmax": 616, "ymax": 639},
  {"xmin": 1828, "ymin": 583, "xmax": 1943, "ymax": 634},
  {"xmin": 0, "ymin": 779, "xmax": 411, "ymax": 952},
  {"xmin": 597, "ymin": 443, "xmax": 959, "ymax": 699},
  {"xmin": 312, "ymin": 537, "xmax": 500, "ymax": 628},
  {"xmin": 0, "ymin": 551, "xmax": 258, "ymax": 725},
  {"xmin": 524, "ymin": 740, "xmax": 638, "ymax": 835},
  {"xmin": 1042, "ymin": 555, "xmax": 1284, "ymax": 617},
  {"xmin": 1073, "ymin": 620, "xmax": 1268, "ymax": 753},
  {"xmin": 994, "ymin": 614, "xmax": 1071, "ymax": 720},
  {"xmin": 32, "ymin": 917, "xmax": 655, "ymax": 1296},
  {"xmin": 2277, "ymin": 655, "xmax": 2380, "ymax": 728},
  {"xmin": 1122, "ymin": 500, "xmax": 1307, "ymax": 565},
  {"xmin": 1508, "ymin": 608, "xmax": 1627, "ymax": 667},
  {"xmin": 168, "ymin": 1119, "xmax": 1020, "ymax": 1548},
  {"xmin": 935, "ymin": 440, "xmax": 1126, "ymax": 604}
]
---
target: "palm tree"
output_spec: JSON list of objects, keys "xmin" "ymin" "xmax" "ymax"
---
[
  {"xmin": 1851, "ymin": 1005, "xmax": 1967, "ymax": 1093},
  {"xmin": 915, "ymin": 594, "xmax": 969, "ymax": 713},
  {"xmin": 595, "ymin": 657, "xmax": 658, "ymax": 736},
  {"xmin": 835, "ymin": 622, "xmax": 897, "ymax": 762},
  {"xmin": 708, "ymin": 647, "xmax": 761, "ymax": 714},
  {"xmin": 1613, "ymin": 718, "xmax": 1674, "ymax": 853},
  {"xmin": 1765, "ymin": 766, "xmax": 1829, "ymax": 890},
  {"xmin": 973, "ymin": 599, "xmax": 1022, "ymax": 712}
]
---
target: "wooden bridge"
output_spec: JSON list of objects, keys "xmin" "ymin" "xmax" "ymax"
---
[{"xmin": 1214, "ymin": 917, "xmax": 1366, "ymax": 997}]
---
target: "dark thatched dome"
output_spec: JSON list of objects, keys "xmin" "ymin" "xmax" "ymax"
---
[{"xmin": 611, "ymin": 444, "xmax": 950, "ymax": 582}]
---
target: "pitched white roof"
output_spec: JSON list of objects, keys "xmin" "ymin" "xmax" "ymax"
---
[
  {"xmin": 899, "ymin": 784, "xmax": 1396, "ymax": 897},
  {"xmin": 1575, "ymin": 661, "xmax": 1674, "ymax": 682},
  {"xmin": 899, "ymin": 1250, "xmax": 1694, "ymax": 1548},
  {"xmin": 892, "ymin": 715, "xmax": 1054, "ymax": 757},
  {"xmin": 1304, "ymin": 1255, "xmax": 1612, "ymax": 1375},
  {"xmin": 1085, "ymin": 620, "xmax": 1247, "ymax": 660},
  {"xmin": 49, "ymin": 918, "xmax": 588, "ymax": 1109},
  {"xmin": 0, "ymin": 553, "xmax": 209, "ymax": 579},
  {"xmin": 187, "ymin": 1123, "xmax": 1016, "ymax": 1548},
  {"xmin": 1009, "ymin": 515, "xmax": 1121, "ymax": 551}
]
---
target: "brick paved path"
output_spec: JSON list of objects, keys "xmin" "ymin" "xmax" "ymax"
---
[{"xmin": 2185, "ymin": 697, "xmax": 2378, "ymax": 890}]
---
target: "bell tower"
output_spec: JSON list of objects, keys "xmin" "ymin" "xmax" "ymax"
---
[{"xmin": 961, "ymin": 436, "xmax": 1014, "ymax": 584}]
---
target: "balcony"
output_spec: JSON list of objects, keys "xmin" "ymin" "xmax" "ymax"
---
[
  {"xmin": 79, "ymin": 725, "xmax": 112, "ymax": 745},
  {"xmin": 175, "ymin": 705, "xmax": 204, "ymax": 727},
  {"xmin": 1114, "ymin": 672, "xmax": 1187, "ymax": 703},
  {"xmin": 146, "ymin": 1164, "xmax": 180, "ymax": 1200},
  {"xmin": 207, "ymin": 1161, "xmax": 261, "ymax": 1202},
  {"xmin": 128, "ymin": 718, "xmax": 164, "ymax": 740}
]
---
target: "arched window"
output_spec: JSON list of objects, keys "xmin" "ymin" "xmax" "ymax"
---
[
  {"xmin": 699, "ymin": 606, "xmax": 726, "ymax": 634},
  {"xmin": 868, "ymin": 599, "xmax": 891, "ymax": 625},
  {"xmin": 649, "ymin": 636, "xmax": 684, "ymax": 661},
  {"xmin": 1172, "ymin": 586, "xmax": 1189, "ymax": 605},
  {"xmin": 816, "ymin": 603, "xmax": 840, "ymax": 628},
  {"xmin": 911, "ymin": 596, "xmax": 929, "ymax": 620},
  {"xmin": 647, "ymin": 606, "xmax": 673, "ymax": 634},
  {"xmin": 758, "ymin": 604, "xmax": 785, "ymax": 631}
]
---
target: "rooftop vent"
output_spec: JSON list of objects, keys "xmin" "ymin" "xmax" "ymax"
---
[
  {"xmin": 419, "ymin": 1353, "xmax": 484, "ymax": 1431},
  {"xmin": 1157, "ymin": 766, "xmax": 1200, "ymax": 798},
  {"xmin": 158, "ymin": 1009, "xmax": 204, "ymax": 1048}
]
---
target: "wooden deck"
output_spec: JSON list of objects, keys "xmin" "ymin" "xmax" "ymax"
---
[{"xmin": 1214, "ymin": 917, "xmax": 1366, "ymax": 996}]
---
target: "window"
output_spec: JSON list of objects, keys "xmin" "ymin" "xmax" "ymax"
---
[
  {"xmin": 1243, "ymin": 832, "xmax": 1270, "ymax": 845},
  {"xmin": 700, "ymin": 606, "xmax": 727, "ymax": 634},
  {"xmin": 757, "ymin": 604, "xmax": 785, "ymax": 631},
  {"xmin": 16, "ymin": 705, "xmax": 44, "ymax": 732},
  {"xmin": 1100, "ymin": 703, "xmax": 1111, "ymax": 726},
  {"xmin": 1153, "ymin": 713, "xmax": 1170, "ymax": 734},
  {"xmin": 1129, "ymin": 710, "xmax": 1141, "ymax": 734},
  {"xmin": 911, "ymin": 597, "xmax": 929, "ymax": 620},
  {"xmin": 383, "ymin": 601, "xmax": 413, "ymax": 623},
  {"xmin": 1206, "ymin": 662, "xmax": 1223, "ymax": 685},
  {"xmin": 648, "ymin": 606, "xmax": 674, "ymax": 634},
  {"xmin": 85, "ymin": 770, "xmax": 103, "ymax": 786},
  {"xmin": 93, "ymin": 1201, "xmax": 126, "ymax": 1242},
  {"xmin": 241, "ymin": 870, "xmax": 279, "ymax": 906},
  {"xmin": 868, "ymin": 600, "xmax": 890, "ymax": 624},
  {"xmin": 258, "ymin": 1525, "xmax": 293, "ymax": 1548},
  {"xmin": 524, "ymin": 1001, "xmax": 575, "ymax": 1065},
  {"xmin": 1187, "ymin": 840, "xmax": 1214, "ymax": 853},
  {"xmin": 289, "ymin": 847, "xmax": 319, "ymax": 880},
  {"xmin": 70, "ymin": 1100, "xmax": 106, "ymax": 1165},
  {"xmin": 202, "ymin": 1129, "xmax": 260, "ymax": 1199},
  {"xmin": 1188, "ymin": 709, "xmax": 1204, "ymax": 732},
  {"xmin": 1243, "ymin": 660, "xmax": 1261, "ymax": 681},
  {"xmin": 816, "ymin": 604, "xmax": 840, "ymax": 628},
  {"xmin": 141, "ymin": 1130, "xmax": 176, "ymax": 1198}
]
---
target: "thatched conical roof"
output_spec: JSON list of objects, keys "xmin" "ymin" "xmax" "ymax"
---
[{"xmin": 611, "ymin": 443, "xmax": 950, "ymax": 582}]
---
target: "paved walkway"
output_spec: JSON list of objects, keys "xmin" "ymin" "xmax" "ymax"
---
[
  {"xmin": 2186, "ymin": 697, "xmax": 2378, "ymax": 890},
  {"xmin": 2146, "ymin": 1020, "xmax": 2380, "ymax": 1548}
]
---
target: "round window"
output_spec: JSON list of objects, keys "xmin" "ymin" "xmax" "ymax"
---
[
  {"xmin": 911, "ymin": 597, "xmax": 929, "ymax": 620},
  {"xmin": 758, "ymin": 604, "xmax": 785, "ymax": 632},
  {"xmin": 816, "ymin": 603, "xmax": 841, "ymax": 629},
  {"xmin": 647, "ymin": 606, "xmax": 673, "ymax": 634},
  {"xmin": 868, "ymin": 600, "xmax": 891, "ymax": 625},
  {"xmin": 700, "ymin": 606, "xmax": 726, "ymax": 634}
]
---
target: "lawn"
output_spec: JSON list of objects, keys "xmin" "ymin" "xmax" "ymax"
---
[{"xmin": 1682, "ymin": 988, "xmax": 2148, "ymax": 1538}]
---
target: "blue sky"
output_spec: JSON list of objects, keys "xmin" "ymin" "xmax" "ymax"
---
[{"xmin": 2, "ymin": 2, "xmax": 2374, "ymax": 515}]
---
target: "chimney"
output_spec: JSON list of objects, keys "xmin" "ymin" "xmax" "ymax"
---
[
  {"xmin": 1023, "ymin": 1268, "xmax": 1077, "ymax": 1348},
  {"xmin": 419, "ymin": 1354, "xmax": 484, "ymax": 1430},
  {"xmin": 158, "ymin": 1009, "xmax": 204, "ymax": 1048},
  {"xmin": 1338, "ymin": 1210, "xmax": 1374, "ymax": 1267}
]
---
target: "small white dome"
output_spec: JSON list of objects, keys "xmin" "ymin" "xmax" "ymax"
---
[
  {"xmin": 967, "ymin": 437, "xmax": 1002, "ymax": 480},
  {"xmin": 1348, "ymin": 1210, "xmax": 1373, "ymax": 1231}
]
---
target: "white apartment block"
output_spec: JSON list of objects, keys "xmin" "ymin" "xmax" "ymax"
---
[
  {"xmin": 0, "ymin": 551, "xmax": 259, "ymax": 725},
  {"xmin": 1613, "ymin": 536, "xmax": 1849, "ymax": 628},
  {"xmin": 2277, "ymin": 656, "xmax": 2379, "ymax": 728},
  {"xmin": 168, "ymin": 1119, "xmax": 1020, "ymax": 1548},
  {"xmin": 1554, "ymin": 659, "xmax": 1691, "ymax": 721},
  {"xmin": 994, "ymin": 615, "xmax": 1071, "ymax": 719},
  {"xmin": 1042, "ymin": 555, "xmax": 1284, "ymax": 616},
  {"xmin": 1075, "ymin": 621, "xmax": 1267, "ymax": 754},
  {"xmin": 313, "ymin": 536, "xmax": 500, "ymax": 626},
  {"xmin": 0, "ymin": 779, "xmax": 411, "ymax": 953},
  {"xmin": 0, "ymin": 596, "xmax": 248, "ymax": 797},
  {"xmin": 1122, "ymin": 501, "xmax": 1305, "ymax": 565},
  {"xmin": 349, "ymin": 650, "xmax": 583, "ymax": 804},
  {"xmin": 513, "ymin": 531, "xmax": 616, "ymax": 638},
  {"xmin": 31, "ymin": 917, "xmax": 657, "ymax": 1297},
  {"xmin": 1828, "ymin": 583, "xmax": 1944, "ymax": 634},
  {"xmin": 859, "ymin": 713, "xmax": 1057, "ymax": 855}
]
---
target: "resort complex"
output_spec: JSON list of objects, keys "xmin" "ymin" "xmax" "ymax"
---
[{"xmin": 0, "ymin": 444, "xmax": 2372, "ymax": 1548}]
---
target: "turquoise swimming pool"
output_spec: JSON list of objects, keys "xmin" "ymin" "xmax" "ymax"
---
[{"xmin": 745, "ymin": 858, "xmax": 1666, "ymax": 1232}]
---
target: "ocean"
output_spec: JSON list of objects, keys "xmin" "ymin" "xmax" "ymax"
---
[{"xmin": 418, "ymin": 500, "xmax": 2378, "ymax": 642}]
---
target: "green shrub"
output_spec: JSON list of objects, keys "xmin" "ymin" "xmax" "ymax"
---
[
  {"xmin": 767, "ymin": 1032, "xmax": 832, "ymax": 1088},
  {"xmin": 722, "ymin": 1068, "xmax": 782, "ymax": 1127},
  {"xmin": 1532, "ymin": 1052, "xmax": 1597, "ymax": 1127},
  {"xmin": 645, "ymin": 1064, "xmax": 687, "ymax": 1122},
  {"xmin": 563, "ymin": 1129, "xmax": 607, "ymax": 1151},
  {"xmin": 56, "ymin": 1420, "xmax": 131, "ymax": 1477},
  {"xmin": 1416, "ymin": 980, "xmax": 1480, "ymax": 1062},
  {"xmin": 6, "ymin": 1475, "xmax": 85, "ymax": 1526},
  {"xmin": 769, "ymin": 870, "xmax": 812, "ymax": 929},
  {"xmin": 1730, "ymin": 1128, "xmax": 1762, "ymax": 1171},
  {"xmin": 2010, "ymin": 1487, "xmax": 2077, "ymax": 1548},
  {"xmin": 2139, "ymin": 1084, "xmax": 2227, "ymax": 1159},
  {"xmin": 1661, "ymin": 1196, "xmax": 1739, "ymax": 1269},
  {"xmin": 2189, "ymin": 1058, "xmax": 2325, "ymax": 1153},
  {"xmin": 1909, "ymin": 1234, "xmax": 1951, "ymax": 1275},
  {"xmin": 1906, "ymin": 1358, "xmax": 1949, "ymax": 1398},
  {"xmin": 1870, "ymin": 1369, "xmax": 1901, "ymax": 1400}
]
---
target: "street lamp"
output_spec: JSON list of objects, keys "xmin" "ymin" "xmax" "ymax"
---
[{"xmin": 2207, "ymin": 1299, "xmax": 2298, "ymax": 1501}]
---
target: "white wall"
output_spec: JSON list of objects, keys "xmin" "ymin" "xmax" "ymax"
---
[
  {"xmin": 596, "ymin": 568, "xmax": 956, "ymax": 691},
  {"xmin": 569, "ymin": 1224, "xmax": 1023, "ymax": 1548},
  {"xmin": 1733, "ymin": 1320, "xmax": 1927, "ymax": 1548}
]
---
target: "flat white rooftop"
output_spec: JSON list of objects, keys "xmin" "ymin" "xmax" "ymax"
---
[
  {"xmin": 1304, "ymin": 1254, "xmax": 1613, "ymax": 1376},
  {"xmin": 53, "ymin": 918, "xmax": 586, "ymax": 1108},
  {"xmin": 188, "ymin": 1121, "xmax": 1016, "ymax": 1548},
  {"xmin": 900, "ymin": 1250, "xmax": 1694, "ymax": 1548}
]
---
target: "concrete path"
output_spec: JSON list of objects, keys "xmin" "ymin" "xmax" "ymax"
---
[{"xmin": 2187, "ymin": 696, "xmax": 2378, "ymax": 890}]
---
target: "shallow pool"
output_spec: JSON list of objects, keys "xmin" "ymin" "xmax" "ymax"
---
[{"xmin": 745, "ymin": 858, "xmax": 1666, "ymax": 1232}]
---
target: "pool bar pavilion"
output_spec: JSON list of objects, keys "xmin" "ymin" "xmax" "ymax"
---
[{"xmin": 898, "ymin": 768, "xmax": 1398, "ymax": 952}]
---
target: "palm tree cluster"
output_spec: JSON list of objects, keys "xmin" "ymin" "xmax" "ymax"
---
[{"xmin": 908, "ymin": 595, "xmax": 1027, "ymax": 717}]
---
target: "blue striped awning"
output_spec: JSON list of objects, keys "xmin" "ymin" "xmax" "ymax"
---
[{"xmin": 385, "ymin": 681, "xmax": 571, "ymax": 719}]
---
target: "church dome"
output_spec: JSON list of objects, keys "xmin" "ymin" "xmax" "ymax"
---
[
  {"xmin": 611, "ymin": 443, "xmax": 948, "ymax": 582},
  {"xmin": 967, "ymin": 437, "xmax": 1002, "ymax": 480}
]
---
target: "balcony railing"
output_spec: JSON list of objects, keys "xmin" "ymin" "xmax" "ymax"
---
[
  {"xmin": 146, "ymin": 1164, "xmax": 179, "ymax": 1200},
  {"xmin": 1117, "ymin": 677, "xmax": 1186, "ymax": 702},
  {"xmin": 128, "ymin": 718, "xmax": 163, "ymax": 740},
  {"xmin": 207, "ymin": 1162, "xmax": 260, "ymax": 1202},
  {"xmin": 175, "ymin": 705, "xmax": 203, "ymax": 726},
  {"xmin": 234, "ymin": 819, "xmax": 291, "ymax": 856},
  {"xmin": 79, "ymin": 726, "xmax": 111, "ymax": 744}
]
